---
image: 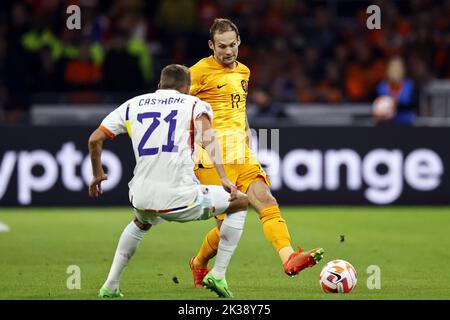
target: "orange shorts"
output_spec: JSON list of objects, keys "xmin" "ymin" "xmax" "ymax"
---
[{"xmin": 194, "ymin": 156, "xmax": 270, "ymax": 220}]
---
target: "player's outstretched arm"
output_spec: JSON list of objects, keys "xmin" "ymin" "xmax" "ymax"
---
[
  {"xmin": 196, "ymin": 114, "xmax": 238, "ymax": 201},
  {"xmin": 88, "ymin": 128, "xmax": 110, "ymax": 198}
]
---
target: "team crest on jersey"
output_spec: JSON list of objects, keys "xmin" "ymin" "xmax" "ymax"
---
[{"xmin": 241, "ymin": 80, "xmax": 248, "ymax": 93}]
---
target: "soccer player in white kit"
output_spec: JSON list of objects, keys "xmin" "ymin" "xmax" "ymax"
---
[{"xmin": 88, "ymin": 64, "xmax": 248, "ymax": 298}]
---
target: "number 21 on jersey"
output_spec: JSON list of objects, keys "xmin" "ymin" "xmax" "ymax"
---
[{"xmin": 137, "ymin": 110, "xmax": 178, "ymax": 156}]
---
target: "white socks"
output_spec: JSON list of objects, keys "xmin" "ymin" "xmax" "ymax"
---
[
  {"xmin": 212, "ymin": 211, "xmax": 247, "ymax": 279},
  {"xmin": 103, "ymin": 221, "xmax": 147, "ymax": 291},
  {"xmin": 102, "ymin": 210, "xmax": 246, "ymax": 290}
]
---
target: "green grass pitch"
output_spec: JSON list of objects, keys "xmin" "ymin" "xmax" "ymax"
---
[{"xmin": 0, "ymin": 207, "xmax": 449, "ymax": 300}]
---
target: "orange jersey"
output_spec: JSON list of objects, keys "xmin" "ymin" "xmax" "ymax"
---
[{"xmin": 190, "ymin": 56, "xmax": 250, "ymax": 163}]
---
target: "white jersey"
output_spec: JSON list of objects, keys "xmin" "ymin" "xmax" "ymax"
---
[{"xmin": 100, "ymin": 89, "xmax": 213, "ymax": 210}]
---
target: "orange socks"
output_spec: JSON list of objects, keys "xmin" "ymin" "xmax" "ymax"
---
[
  {"xmin": 259, "ymin": 205, "xmax": 291, "ymax": 252},
  {"xmin": 195, "ymin": 206, "xmax": 291, "ymax": 267},
  {"xmin": 195, "ymin": 226, "xmax": 220, "ymax": 268}
]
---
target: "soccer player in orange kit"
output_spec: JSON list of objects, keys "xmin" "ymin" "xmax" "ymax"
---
[{"xmin": 188, "ymin": 18, "xmax": 324, "ymax": 288}]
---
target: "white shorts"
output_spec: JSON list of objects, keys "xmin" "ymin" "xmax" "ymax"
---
[{"xmin": 133, "ymin": 185, "xmax": 230, "ymax": 225}]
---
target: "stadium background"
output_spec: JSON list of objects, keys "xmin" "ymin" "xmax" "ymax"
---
[
  {"xmin": 1, "ymin": 0, "xmax": 450, "ymax": 206},
  {"xmin": 1, "ymin": 0, "xmax": 450, "ymax": 301}
]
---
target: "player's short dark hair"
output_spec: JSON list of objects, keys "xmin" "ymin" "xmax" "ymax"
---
[
  {"xmin": 209, "ymin": 18, "xmax": 239, "ymax": 42},
  {"xmin": 159, "ymin": 64, "xmax": 191, "ymax": 90}
]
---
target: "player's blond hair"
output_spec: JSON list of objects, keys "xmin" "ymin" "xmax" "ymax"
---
[
  {"xmin": 159, "ymin": 64, "xmax": 191, "ymax": 91},
  {"xmin": 209, "ymin": 18, "xmax": 239, "ymax": 42}
]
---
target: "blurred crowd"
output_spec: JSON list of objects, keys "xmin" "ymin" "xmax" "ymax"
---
[{"xmin": 1, "ymin": 0, "xmax": 450, "ymax": 123}]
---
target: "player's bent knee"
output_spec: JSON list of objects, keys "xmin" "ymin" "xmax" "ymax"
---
[{"xmin": 248, "ymin": 181, "xmax": 278, "ymax": 209}]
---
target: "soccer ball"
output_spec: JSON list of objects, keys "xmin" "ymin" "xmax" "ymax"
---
[
  {"xmin": 372, "ymin": 95, "xmax": 396, "ymax": 120},
  {"xmin": 319, "ymin": 259, "xmax": 357, "ymax": 293}
]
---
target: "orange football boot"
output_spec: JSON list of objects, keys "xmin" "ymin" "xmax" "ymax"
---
[
  {"xmin": 189, "ymin": 256, "xmax": 210, "ymax": 288},
  {"xmin": 283, "ymin": 247, "xmax": 324, "ymax": 276}
]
